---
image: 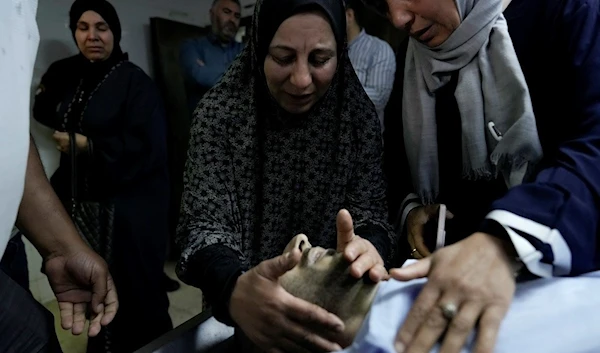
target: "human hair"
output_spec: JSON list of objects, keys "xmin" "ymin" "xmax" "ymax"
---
[
  {"xmin": 344, "ymin": 0, "xmax": 366, "ymax": 29},
  {"xmin": 212, "ymin": 0, "xmax": 241, "ymax": 7}
]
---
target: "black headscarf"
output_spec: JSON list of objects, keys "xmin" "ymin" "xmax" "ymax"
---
[
  {"xmin": 68, "ymin": 0, "xmax": 128, "ymax": 82},
  {"xmin": 177, "ymin": 0, "xmax": 395, "ymax": 277},
  {"xmin": 255, "ymin": 0, "xmax": 346, "ymax": 66}
]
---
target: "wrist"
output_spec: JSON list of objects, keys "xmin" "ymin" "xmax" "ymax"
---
[{"xmin": 474, "ymin": 232, "xmax": 522, "ymax": 278}]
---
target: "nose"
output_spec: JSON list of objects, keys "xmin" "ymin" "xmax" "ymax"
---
[
  {"xmin": 86, "ymin": 28, "xmax": 99, "ymax": 41},
  {"xmin": 290, "ymin": 61, "xmax": 312, "ymax": 90},
  {"xmin": 388, "ymin": 3, "xmax": 414, "ymax": 31}
]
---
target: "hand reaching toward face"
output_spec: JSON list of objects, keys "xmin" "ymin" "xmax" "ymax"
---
[
  {"xmin": 229, "ymin": 250, "xmax": 345, "ymax": 353},
  {"xmin": 390, "ymin": 232, "xmax": 517, "ymax": 353},
  {"xmin": 336, "ymin": 209, "xmax": 387, "ymax": 282}
]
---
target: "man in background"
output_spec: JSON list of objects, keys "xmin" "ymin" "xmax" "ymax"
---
[
  {"xmin": 345, "ymin": 0, "xmax": 395, "ymax": 132},
  {"xmin": 179, "ymin": 0, "xmax": 244, "ymax": 112}
]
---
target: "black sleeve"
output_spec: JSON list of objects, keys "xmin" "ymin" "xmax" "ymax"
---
[{"xmin": 179, "ymin": 244, "xmax": 244, "ymax": 326}]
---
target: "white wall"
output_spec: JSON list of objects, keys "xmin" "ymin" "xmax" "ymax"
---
[{"xmin": 26, "ymin": 0, "xmax": 256, "ymax": 305}]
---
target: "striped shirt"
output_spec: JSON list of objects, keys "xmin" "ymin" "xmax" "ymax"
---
[{"xmin": 347, "ymin": 30, "xmax": 396, "ymax": 132}]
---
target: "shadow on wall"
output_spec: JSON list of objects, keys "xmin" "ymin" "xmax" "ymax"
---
[{"xmin": 38, "ymin": 39, "xmax": 77, "ymax": 67}]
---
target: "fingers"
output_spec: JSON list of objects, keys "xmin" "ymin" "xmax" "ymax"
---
[
  {"xmin": 58, "ymin": 301, "xmax": 74, "ymax": 330},
  {"xmin": 349, "ymin": 250, "xmax": 379, "ymax": 279},
  {"xmin": 281, "ymin": 318, "xmax": 343, "ymax": 352},
  {"xmin": 473, "ymin": 306, "xmax": 506, "ymax": 353},
  {"xmin": 406, "ymin": 297, "xmax": 457, "ymax": 353},
  {"xmin": 389, "ymin": 257, "xmax": 431, "ymax": 281},
  {"xmin": 395, "ymin": 281, "xmax": 441, "ymax": 352},
  {"xmin": 72, "ymin": 302, "xmax": 87, "ymax": 335},
  {"xmin": 275, "ymin": 336, "xmax": 315, "ymax": 353},
  {"xmin": 101, "ymin": 275, "xmax": 119, "ymax": 326},
  {"xmin": 439, "ymin": 302, "xmax": 481, "ymax": 353},
  {"xmin": 87, "ymin": 309, "xmax": 104, "ymax": 337},
  {"xmin": 412, "ymin": 229, "xmax": 431, "ymax": 258},
  {"xmin": 336, "ymin": 209, "xmax": 355, "ymax": 251},
  {"xmin": 285, "ymin": 294, "xmax": 345, "ymax": 334},
  {"xmin": 368, "ymin": 264, "xmax": 389, "ymax": 282},
  {"xmin": 260, "ymin": 250, "xmax": 302, "ymax": 281},
  {"xmin": 90, "ymin": 264, "xmax": 109, "ymax": 314}
]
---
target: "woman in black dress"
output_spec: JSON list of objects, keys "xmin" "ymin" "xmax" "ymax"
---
[{"xmin": 33, "ymin": 1, "xmax": 172, "ymax": 351}]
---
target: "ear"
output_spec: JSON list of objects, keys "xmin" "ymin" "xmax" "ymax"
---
[
  {"xmin": 346, "ymin": 8, "xmax": 354, "ymax": 20},
  {"xmin": 283, "ymin": 234, "xmax": 311, "ymax": 255}
]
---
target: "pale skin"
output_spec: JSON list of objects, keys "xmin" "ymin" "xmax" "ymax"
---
[
  {"xmin": 53, "ymin": 10, "xmax": 115, "ymax": 153},
  {"xmin": 359, "ymin": 0, "xmax": 520, "ymax": 352}
]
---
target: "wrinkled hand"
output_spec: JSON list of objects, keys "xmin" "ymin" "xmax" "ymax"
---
[
  {"xmin": 229, "ymin": 250, "xmax": 345, "ymax": 353},
  {"xmin": 406, "ymin": 205, "xmax": 454, "ymax": 259},
  {"xmin": 53, "ymin": 131, "xmax": 88, "ymax": 154},
  {"xmin": 44, "ymin": 245, "xmax": 118, "ymax": 337},
  {"xmin": 390, "ymin": 233, "xmax": 517, "ymax": 353},
  {"xmin": 336, "ymin": 209, "xmax": 387, "ymax": 281}
]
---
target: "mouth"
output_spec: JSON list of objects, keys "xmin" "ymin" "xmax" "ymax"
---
[
  {"xmin": 412, "ymin": 24, "xmax": 434, "ymax": 43},
  {"xmin": 304, "ymin": 247, "xmax": 336, "ymax": 265},
  {"xmin": 287, "ymin": 93, "xmax": 313, "ymax": 103}
]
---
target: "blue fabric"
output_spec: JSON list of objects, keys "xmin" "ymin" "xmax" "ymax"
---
[
  {"xmin": 179, "ymin": 35, "xmax": 244, "ymax": 110},
  {"xmin": 348, "ymin": 30, "xmax": 396, "ymax": 131},
  {"xmin": 482, "ymin": 0, "xmax": 600, "ymax": 276},
  {"xmin": 340, "ymin": 269, "xmax": 600, "ymax": 353}
]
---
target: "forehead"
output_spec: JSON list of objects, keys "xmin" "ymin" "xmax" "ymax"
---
[
  {"xmin": 78, "ymin": 11, "xmax": 107, "ymax": 24},
  {"xmin": 270, "ymin": 11, "xmax": 335, "ymax": 48},
  {"xmin": 216, "ymin": 0, "xmax": 241, "ymax": 11}
]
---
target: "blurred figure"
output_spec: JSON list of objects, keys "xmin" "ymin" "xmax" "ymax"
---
[
  {"xmin": 345, "ymin": 0, "xmax": 395, "ymax": 132},
  {"xmin": 179, "ymin": 0, "xmax": 244, "ymax": 111},
  {"xmin": 32, "ymin": 1, "xmax": 172, "ymax": 351}
]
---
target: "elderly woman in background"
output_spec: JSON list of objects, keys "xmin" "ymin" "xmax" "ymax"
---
[
  {"xmin": 364, "ymin": 0, "xmax": 600, "ymax": 352},
  {"xmin": 33, "ymin": 1, "xmax": 172, "ymax": 351},
  {"xmin": 176, "ymin": 0, "xmax": 396, "ymax": 351}
]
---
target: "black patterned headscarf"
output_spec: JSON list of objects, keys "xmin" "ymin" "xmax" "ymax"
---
[{"xmin": 177, "ymin": 0, "xmax": 394, "ymax": 274}]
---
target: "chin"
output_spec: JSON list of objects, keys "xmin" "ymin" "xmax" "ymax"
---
[{"xmin": 281, "ymin": 102, "xmax": 314, "ymax": 115}]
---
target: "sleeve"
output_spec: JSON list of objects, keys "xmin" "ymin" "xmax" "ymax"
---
[
  {"xmin": 345, "ymin": 109, "xmax": 397, "ymax": 266},
  {"xmin": 361, "ymin": 42, "xmax": 397, "ymax": 115},
  {"xmin": 179, "ymin": 39, "xmax": 224, "ymax": 89},
  {"xmin": 175, "ymin": 102, "xmax": 245, "ymax": 325},
  {"xmin": 481, "ymin": 1, "xmax": 600, "ymax": 278},
  {"xmin": 32, "ymin": 61, "xmax": 70, "ymax": 130},
  {"xmin": 86, "ymin": 69, "xmax": 168, "ymax": 186}
]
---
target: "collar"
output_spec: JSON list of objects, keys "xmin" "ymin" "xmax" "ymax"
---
[{"xmin": 348, "ymin": 29, "xmax": 366, "ymax": 48}]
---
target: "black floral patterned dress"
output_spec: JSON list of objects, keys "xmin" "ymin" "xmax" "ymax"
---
[{"xmin": 176, "ymin": 0, "xmax": 396, "ymax": 324}]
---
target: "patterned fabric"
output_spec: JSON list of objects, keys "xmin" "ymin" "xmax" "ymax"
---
[{"xmin": 176, "ymin": 0, "xmax": 395, "ymax": 273}]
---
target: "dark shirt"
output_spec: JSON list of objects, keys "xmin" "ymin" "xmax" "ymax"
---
[{"xmin": 385, "ymin": 0, "xmax": 600, "ymax": 276}]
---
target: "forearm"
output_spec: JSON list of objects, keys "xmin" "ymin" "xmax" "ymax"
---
[
  {"xmin": 178, "ymin": 244, "xmax": 243, "ymax": 325},
  {"xmin": 16, "ymin": 137, "xmax": 85, "ymax": 259}
]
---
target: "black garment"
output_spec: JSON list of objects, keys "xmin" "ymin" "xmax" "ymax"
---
[
  {"xmin": 33, "ymin": 54, "xmax": 173, "ymax": 352},
  {"xmin": 176, "ymin": 0, "xmax": 395, "ymax": 326},
  {"xmin": 0, "ymin": 270, "xmax": 62, "ymax": 353},
  {"xmin": 0, "ymin": 234, "xmax": 29, "ymax": 291}
]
